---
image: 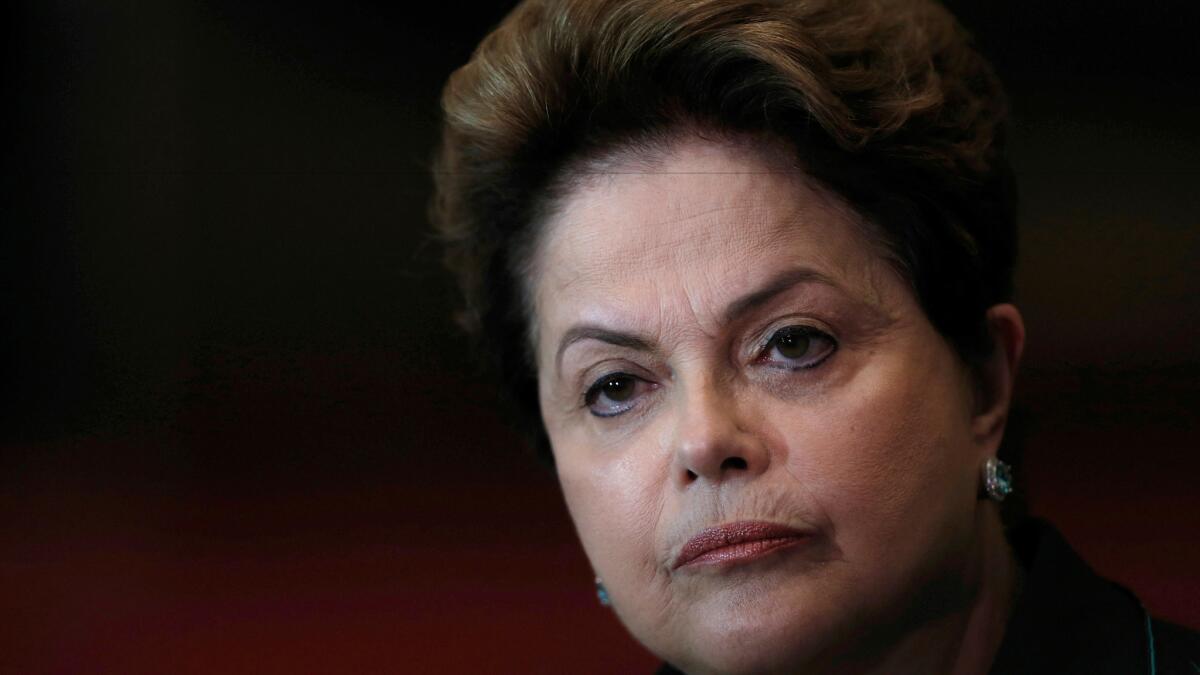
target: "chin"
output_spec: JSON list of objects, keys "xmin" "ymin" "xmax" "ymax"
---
[
  {"xmin": 673, "ymin": 624, "xmax": 824, "ymax": 675},
  {"xmin": 659, "ymin": 585, "xmax": 851, "ymax": 675}
]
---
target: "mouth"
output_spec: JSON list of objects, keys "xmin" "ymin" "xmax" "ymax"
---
[{"xmin": 673, "ymin": 521, "xmax": 815, "ymax": 570}]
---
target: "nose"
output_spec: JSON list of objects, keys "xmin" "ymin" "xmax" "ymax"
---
[{"xmin": 669, "ymin": 378, "xmax": 769, "ymax": 487}]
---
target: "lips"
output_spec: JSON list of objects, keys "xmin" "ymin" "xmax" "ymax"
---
[{"xmin": 673, "ymin": 521, "xmax": 813, "ymax": 570}]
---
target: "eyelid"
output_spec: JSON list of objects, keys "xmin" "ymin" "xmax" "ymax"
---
[
  {"xmin": 747, "ymin": 318, "xmax": 836, "ymax": 358},
  {"xmin": 582, "ymin": 371, "xmax": 658, "ymax": 418},
  {"xmin": 576, "ymin": 356, "xmax": 662, "ymax": 413},
  {"xmin": 753, "ymin": 322, "xmax": 838, "ymax": 369},
  {"xmin": 575, "ymin": 358, "xmax": 654, "ymax": 396}
]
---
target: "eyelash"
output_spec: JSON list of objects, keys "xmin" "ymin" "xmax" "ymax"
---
[
  {"xmin": 756, "ymin": 324, "xmax": 839, "ymax": 371},
  {"xmin": 581, "ymin": 325, "xmax": 838, "ymax": 418},
  {"xmin": 583, "ymin": 372, "xmax": 650, "ymax": 418}
]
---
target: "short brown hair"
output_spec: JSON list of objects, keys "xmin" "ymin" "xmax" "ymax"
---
[{"xmin": 431, "ymin": 0, "xmax": 1017, "ymax": 455}]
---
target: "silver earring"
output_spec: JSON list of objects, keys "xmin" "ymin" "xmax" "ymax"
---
[
  {"xmin": 982, "ymin": 457, "xmax": 1013, "ymax": 502},
  {"xmin": 595, "ymin": 577, "xmax": 611, "ymax": 607}
]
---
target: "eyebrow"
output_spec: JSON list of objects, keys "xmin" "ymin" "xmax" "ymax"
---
[
  {"xmin": 553, "ymin": 267, "xmax": 838, "ymax": 376},
  {"xmin": 554, "ymin": 326, "xmax": 654, "ymax": 374},
  {"xmin": 720, "ymin": 267, "xmax": 836, "ymax": 325}
]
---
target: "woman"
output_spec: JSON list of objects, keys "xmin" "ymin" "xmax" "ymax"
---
[{"xmin": 431, "ymin": 0, "xmax": 1199, "ymax": 672}]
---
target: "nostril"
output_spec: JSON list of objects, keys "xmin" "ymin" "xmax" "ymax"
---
[{"xmin": 721, "ymin": 457, "xmax": 748, "ymax": 471}]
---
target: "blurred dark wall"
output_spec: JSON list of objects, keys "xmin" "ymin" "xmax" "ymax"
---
[{"xmin": 2, "ymin": 2, "xmax": 1197, "ymax": 673}]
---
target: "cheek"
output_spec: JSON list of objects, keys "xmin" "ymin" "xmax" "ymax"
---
[
  {"xmin": 773, "ymin": 348, "xmax": 977, "ymax": 560},
  {"xmin": 550, "ymin": 420, "xmax": 697, "ymax": 648},
  {"xmin": 552, "ymin": 432, "xmax": 669, "ymax": 589}
]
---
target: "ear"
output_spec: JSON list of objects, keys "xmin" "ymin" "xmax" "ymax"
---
[{"xmin": 972, "ymin": 303, "xmax": 1025, "ymax": 454}]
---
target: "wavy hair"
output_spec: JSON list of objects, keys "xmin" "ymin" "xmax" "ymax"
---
[{"xmin": 431, "ymin": 0, "xmax": 1017, "ymax": 459}]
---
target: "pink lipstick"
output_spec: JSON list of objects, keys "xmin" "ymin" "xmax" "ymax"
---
[{"xmin": 674, "ymin": 521, "xmax": 813, "ymax": 570}]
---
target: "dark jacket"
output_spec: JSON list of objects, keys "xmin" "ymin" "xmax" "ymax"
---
[
  {"xmin": 658, "ymin": 519, "xmax": 1199, "ymax": 674},
  {"xmin": 991, "ymin": 518, "xmax": 1198, "ymax": 674}
]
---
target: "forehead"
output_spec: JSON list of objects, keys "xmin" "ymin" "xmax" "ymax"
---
[{"xmin": 531, "ymin": 136, "xmax": 896, "ymax": 346}]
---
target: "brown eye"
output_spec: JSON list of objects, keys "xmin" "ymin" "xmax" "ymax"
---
[
  {"xmin": 763, "ymin": 326, "xmax": 837, "ymax": 369},
  {"xmin": 774, "ymin": 331, "xmax": 811, "ymax": 359},
  {"xmin": 584, "ymin": 372, "xmax": 649, "ymax": 417},
  {"xmin": 602, "ymin": 376, "xmax": 635, "ymax": 401}
]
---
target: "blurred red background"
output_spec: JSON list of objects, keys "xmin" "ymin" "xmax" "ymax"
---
[{"xmin": 3, "ymin": 1, "xmax": 1198, "ymax": 673}]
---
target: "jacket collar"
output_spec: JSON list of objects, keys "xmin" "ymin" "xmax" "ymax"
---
[{"xmin": 989, "ymin": 517, "xmax": 1152, "ymax": 674}]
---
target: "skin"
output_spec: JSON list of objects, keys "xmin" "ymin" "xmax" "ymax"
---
[{"xmin": 531, "ymin": 132, "xmax": 1025, "ymax": 675}]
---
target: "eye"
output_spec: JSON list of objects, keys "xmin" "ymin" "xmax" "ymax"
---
[
  {"xmin": 759, "ymin": 325, "xmax": 837, "ymax": 370},
  {"xmin": 584, "ymin": 372, "xmax": 651, "ymax": 418}
]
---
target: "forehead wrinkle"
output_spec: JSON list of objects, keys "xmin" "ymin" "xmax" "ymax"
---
[
  {"xmin": 545, "ymin": 226, "xmax": 788, "ymax": 342},
  {"xmin": 544, "ymin": 199, "xmax": 799, "ymax": 296},
  {"xmin": 537, "ymin": 191, "xmax": 886, "ymax": 353},
  {"xmin": 530, "ymin": 134, "xmax": 902, "ymax": 373},
  {"xmin": 534, "ymin": 129, "xmax": 832, "ymax": 291}
]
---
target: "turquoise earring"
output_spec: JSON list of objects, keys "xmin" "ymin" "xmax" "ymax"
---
[
  {"xmin": 983, "ymin": 457, "xmax": 1014, "ymax": 501},
  {"xmin": 595, "ymin": 577, "xmax": 611, "ymax": 607}
]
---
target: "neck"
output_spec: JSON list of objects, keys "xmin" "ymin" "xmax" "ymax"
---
[
  {"xmin": 832, "ymin": 507, "xmax": 1019, "ymax": 675},
  {"xmin": 945, "ymin": 510, "xmax": 1018, "ymax": 675}
]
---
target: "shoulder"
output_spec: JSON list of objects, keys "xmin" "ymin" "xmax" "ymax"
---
[
  {"xmin": 1150, "ymin": 618, "xmax": 1200, "ymax": 674},
  {"xmin": 992, "ymin": 518, "xmax": 1200, "ymax": 674}
]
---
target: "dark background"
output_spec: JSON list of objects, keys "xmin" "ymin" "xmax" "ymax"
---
[{"xmin": 2, "ymin": 2, "xmax": 1198, "ymax": 673}]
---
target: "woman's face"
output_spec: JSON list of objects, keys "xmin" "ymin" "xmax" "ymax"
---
[{"xmin": 532, "ymin": 136, "xmax": 996, "ymax": 673}]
